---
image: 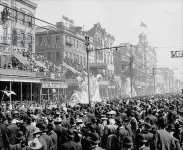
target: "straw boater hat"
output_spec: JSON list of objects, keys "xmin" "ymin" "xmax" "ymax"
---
[
  {"xmin": 107, "ymin": 110, "xmax": 116, "ymax": 115},
  {"xmin": 76, "ymin": 118, "xmax": 83, "ymax": 124},
  {"xmin": 28, "ymin": 138, "xmax": 42, "ymax": 150},
  {"xmin": 33, "ymin": 128, "xmax": 42, "ymax": 135},
  {"xmin": 54, "ymin": 117, "xmax": 62, "ymax": 124}
]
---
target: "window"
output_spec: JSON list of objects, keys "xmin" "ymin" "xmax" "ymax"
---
[
  {"xmin": 80, "ymin": 56, "xmax": 82, "ymax": 64},
  {"xmin": 65, "ymin": 35, "xmax": 68, "ymax": 43},
  {"xmin": 104, "ymin": 54, "xmax": 106, "ymax": 64},
  {"xmin": 47, "ymin": 36, "xmax": 51, "ymax": 46},
  {"xmin": 12, "ymin": 29, "xmax": 17, "ymax": 46},
  {"xmin": 76, "ymin": 40, "xmax": 79, "ymax": 48},
  {"xmin": 56, "ymin": 35, "xmax": 60, "ymax": 48},
  {"xmin": 25, "ymin": 14, "xmax": 33, "ymax": 27},
  {"xmin": 56, "ymin": 52, "xmax": 60, "ymax": 61},
  {"xmin": 84, "ymin": 57, "xmax": 86, "ymax": 66},
  {"xmin": 47, "ymin": 52, "xmax": 51, "ymax": 60},
  {"xmin": 20, "ymin": 32, "xmax": 25, "ymax": 47},
  {"xmin": 17, "ymin": 11, "xmax": 25, "ymax": 24},
  {"xmin": 41, "ymin": 37, "xmax": 47, "ymax": 47},
  {"xmin": 38, "ymin": 36, "xmax": 42, "ymax": 46},
  {"xmin": 65, "ymin": 51, "xmax": 68, "ymax": 58},
  {"xmin": 69, "ymin": 52, "xmax": 72, "ymax": 59}
]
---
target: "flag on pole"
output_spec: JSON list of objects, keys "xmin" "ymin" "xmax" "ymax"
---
[
  {"xmin": 140, "ymin": 21, "xmax": 147, "ymax": 28},
  {"xmin": 1, "ymin": 90, "xmax": 16, "ymax": 97}
]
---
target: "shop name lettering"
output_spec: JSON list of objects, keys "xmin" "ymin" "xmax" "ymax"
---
[{"xmin": 171, "ymin": 51, "xmax": 183, "ymax": 58}]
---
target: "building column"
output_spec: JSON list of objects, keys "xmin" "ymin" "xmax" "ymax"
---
[
  {"xmin": 31, "ymin": 83, "xmax": 32, "ymax": 102},
  {"xmin": 58, "ymin": 89, "xmax": 60, "ymax": 103},
  {"xmin": 48, "ymin": 88, "xmax": 50, "ymax": 101},
  {"xmin": 20, "ymin": 82, "xmax": 22, "ymax": 102},
  {"xmin": 10, "ymin": 81, "xmax": 12, "ymax": 104},
  {"xmin": 40, "ymin": 84, "xmax": 42, "ymax": 104}
]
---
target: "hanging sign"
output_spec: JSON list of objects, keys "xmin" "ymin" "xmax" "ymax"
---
[{"xmin": 170, "ymin": 51, "xmax": 183, "ymax": 58}]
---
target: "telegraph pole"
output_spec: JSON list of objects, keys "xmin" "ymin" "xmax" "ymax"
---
[
  {"xmin": 152, "ymin": 67, "xmax": 156, "ymax": 95},
  {"xmin": 85, "ymin": 36, "xmax": 91, "ymax": 105},
  {"xmin": 129, "ymin": 56, "xmax": 133, "ymax": 97}
]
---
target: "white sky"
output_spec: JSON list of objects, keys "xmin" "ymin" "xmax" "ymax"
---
[{"xmin": 33, "ymin": 0, "xmax": 183, "ymax": 80}]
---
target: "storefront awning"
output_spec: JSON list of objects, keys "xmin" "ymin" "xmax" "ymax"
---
[
  {"xmin": 62, "ymin": 62, "xmax": 80, "ymax": 74},
  {"xmin": 42, "ymin": 81, "xmax": 68, "ymax": 88},
  {"xmin": 0, "ymin": 76, "xmax": 41, "ymax": 83}
]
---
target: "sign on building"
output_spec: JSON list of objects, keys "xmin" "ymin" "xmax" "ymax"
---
[{"xmin": 170, "ymin": 51, "xmax": 183, "ymax": 58}]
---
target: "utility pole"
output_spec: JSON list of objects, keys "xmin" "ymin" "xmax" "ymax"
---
[
  {"xmin": 85, "ymin": 36, "xmax": 91, "ymax": 105},
  {"xmin": 152, "ymin": 67, "xmax": 156, "ymax": 95},
  {"xmin": 129, "ymin": 56, "xmax": 133, "ymax": 97}
]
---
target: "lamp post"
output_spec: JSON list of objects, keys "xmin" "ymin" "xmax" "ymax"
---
[
  {"xmin": 85, "ymin": 36, "xmax": 91, "ymax": 105},
  {"xmin": 129, "ymin": 56, "xmax": 133, "ymax": 97},
  {"xmin": 152, "ymin": 67, "xmax": 156, "ymax": 95}
]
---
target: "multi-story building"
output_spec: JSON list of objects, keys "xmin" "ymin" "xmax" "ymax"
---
[
  {"xmin": 156, "ymin": 67, "xmax": 183, "ymax": 94},
  {"xmin": 136, "ymin": 33, "xmax": 157, "ymax": 95},
  {"xmin": 35, "ymin": 17, "xmax": 95, "ymax": 98},
  {"xmin": 0, "ymin": 0, "xmax": 40, "ymax": 102},
  {"xmin": 0, "ymin": 0, "xmax": 67, "ymax": 103},
  {"xmin": 86, "ymin": 23, "xmax": 117, "ymax": 98},
  {"xmin": 36, "ymin": 21, "xmax": 117, "ymax": 99},
  {"xmin": 115, "ymin": 33, "xmax": 157, "ymax": 97},
  {"xmin": 86, "ymin": 23, "xmax": 115, "ymax": 76}
]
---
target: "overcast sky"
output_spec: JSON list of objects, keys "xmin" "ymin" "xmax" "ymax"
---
[{"xmin": 34, "ymin": 0, "xmax": 183, "ymax": 80}]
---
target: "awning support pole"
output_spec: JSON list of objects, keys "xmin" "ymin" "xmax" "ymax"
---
[
  {"xmin": 10, "ymin": 81, "xmax": 12, "ymax": 104},
  {"xmin": 20, "ymin": 82, "xmax": 22, "ymax": 103},
  {"xmin": 31, "ymin": 83, "xmax": 32, "ymax": 102},
  {"xmin": 48, "ymin": 88, "xmax": 49, "ymax": 102},
  {"xmin": 40, "ymin": 84, "xmax": 42, "ymax": 104},
  {"xmin": 58, "ymin": 89, "xmax": 60, "ymax": 103}
]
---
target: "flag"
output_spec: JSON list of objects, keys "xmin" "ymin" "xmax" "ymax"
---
[
  {"xmin": 1, "ymin": 90, "xmax": 16, "ymax": 97},
  {"xmin": 140, "ymin": 21, "xmax": 147, "ymax": 28}
]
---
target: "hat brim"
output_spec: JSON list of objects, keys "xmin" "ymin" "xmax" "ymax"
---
[
  {"xmin": 28, "ymin": 141, "xmax": 42, "ymax": 150},
  {"xmin": 101, "ymin": 117, "xmax": 108, "ymax": 120},
  {"xmin": 87, "ymin": 137, "xmax": 100, "ymax": 144}
]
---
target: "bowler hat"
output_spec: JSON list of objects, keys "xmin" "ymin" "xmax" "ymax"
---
[{"xmin": 87, "ymin": 133, "xmax": 100, "ymax": 145}]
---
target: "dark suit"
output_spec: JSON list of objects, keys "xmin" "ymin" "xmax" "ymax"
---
[
  {"xmin": 61, "ymin": 141, "xmax": 82, "ymax": 150},
  {"xmin": 54, "ymin": 125, "xmax": 67, "ymax": 150},
  {"xmin": 48, "ymin": 130, "xmax": 58, "ymax": 150},
  {"xmin": 0, "ymin": 123, "xmax": 9, "ymax": 150},
  {"xmin": 7, "ymin": 123, "xmax": 19, "ymax": 145}
]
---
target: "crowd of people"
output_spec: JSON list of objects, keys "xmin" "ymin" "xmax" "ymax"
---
[
  {"xmin": 1, "ymin": 49, "xmax": 62, "ymax": 79},
  {"xmin": 0, "ymin": 93, "xmax": 183, "ymax": 150}
]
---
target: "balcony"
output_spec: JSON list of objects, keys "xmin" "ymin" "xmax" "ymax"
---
[
  {"xmin": 36, "ymin": 72, "xmax": 64, "ymax": 81},
  {"xmin": 0, "ymin": 68, "xmax": 37, "ymax": 77}
]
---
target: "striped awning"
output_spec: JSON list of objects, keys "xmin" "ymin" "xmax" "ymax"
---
[{"xmin": 0, "ymin": 76, "xmax": 41, "ymax": 83}]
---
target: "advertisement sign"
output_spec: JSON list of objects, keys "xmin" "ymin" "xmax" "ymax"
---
[{"xmin": 42, "ymin": 81, "xmax": 68, "ymax": 88}]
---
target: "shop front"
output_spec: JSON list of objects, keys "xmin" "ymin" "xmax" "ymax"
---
[
  {"xmin": 41, "ymin": 80, "xmax": 68, "ymax": 103},
  {"xmin": 0, "ymin": 69, "xmax": 41, "ymax": 103}
]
